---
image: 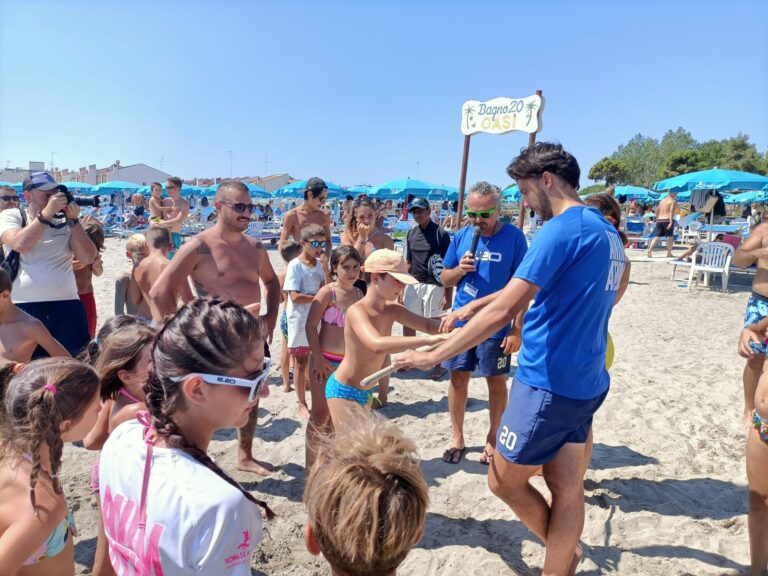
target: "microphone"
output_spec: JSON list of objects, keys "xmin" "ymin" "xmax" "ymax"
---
[{"xmin": 469, "ymin": 226, "xmax": 482, "ymax": 258}]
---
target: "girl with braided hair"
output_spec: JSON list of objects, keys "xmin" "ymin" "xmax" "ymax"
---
[
  {"xmin": 0, "ymin": 358, "xmax": 100, "ymax": 574},
  {"xmin": 98, "ymin": 298, "xmax": 274, "ymax": 575}
]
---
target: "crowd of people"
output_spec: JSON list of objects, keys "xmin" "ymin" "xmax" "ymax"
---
[{"xmin": 0, "ymin": 141, "xmax": 765, "ymax": 575}]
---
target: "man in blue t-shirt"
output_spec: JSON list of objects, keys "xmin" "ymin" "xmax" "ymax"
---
[
  {"xmin": 396, "ymin": 143, "xmax": 628, "ymax": 575},
  {"xmin": 440, "ymin": 182, "xmax": 527, "ymax": 465}
]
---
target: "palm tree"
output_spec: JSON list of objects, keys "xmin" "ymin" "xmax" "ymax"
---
[
  {"xmin": 464, "ymin": 105, "xmax": 475, "ymax": 131},
  {"xmin": 525, "ymin": 101, "xmax": 538, "ymax": 126}
]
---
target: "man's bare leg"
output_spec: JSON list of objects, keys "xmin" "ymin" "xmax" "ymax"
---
[
  {"xmin": 237, "ymin": 405, "xmax": 275, "ymax": 476},
  {"xmin": 666, "ymin": 235, "xmax": 674, "ymax": 258},
  {"xmin": 488, "ymin": 448, "xmax": 584, "ymax": 576},
  {"xmin": 646, "ymin": 237, "xmax": 658, "ymax": 258},
  {"xmin": 483, "ymin": 375, "xmax": 508, "ymax": 462},
  {"xmin": 745, "ymin": 355, "xmax": 765, "ymax": 422},
  {"xmin": 747, "ymin": 426, "xmax": 768, "ymax": 575},
  {"xmin": 444, "ymin": 370, "xmax": 470, "ymax": 462}
]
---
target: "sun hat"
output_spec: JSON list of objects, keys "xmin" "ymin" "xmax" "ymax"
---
[{"xmin": 362, "ymin": 249, "xmax": 418, "ymax": 285}]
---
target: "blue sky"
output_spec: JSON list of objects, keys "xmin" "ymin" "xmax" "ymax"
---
[{"xmin": 1, "ymin": 0, "xmax": 766, "ymax": 189}]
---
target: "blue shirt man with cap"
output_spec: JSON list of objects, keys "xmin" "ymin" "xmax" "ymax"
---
[{"xmin": 0, "ymin": 171, "xmax": 97, "ymax": 356}]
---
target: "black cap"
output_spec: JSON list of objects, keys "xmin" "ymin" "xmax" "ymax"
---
[
  {"xmin": 407, "ymin": 197, "xmax": 430, "ymax": 211},
  {"xmin": 305, "ymin": 177, "xmax": 327, "ymax": 193},
  {"xmin": 23, "ymin": 171, "xmax": 68, "ymax": 193}
]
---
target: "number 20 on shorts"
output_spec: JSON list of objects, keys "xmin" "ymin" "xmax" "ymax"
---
[{"xmin": 499, "ymin": 426, "xmax": 517, "ymax": 451}]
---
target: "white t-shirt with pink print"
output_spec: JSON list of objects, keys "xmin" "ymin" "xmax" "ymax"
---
[{"xmin": 99, "ymin": 418, "xmax": 263, "ymax": 575}]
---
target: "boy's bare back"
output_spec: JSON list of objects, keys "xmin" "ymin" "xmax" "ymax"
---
[{"xmin": 135, "ymin": 253, "xmax": 173, "ymax": 321}]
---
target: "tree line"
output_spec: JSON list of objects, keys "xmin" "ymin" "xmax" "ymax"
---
[{"xmin": 587, "ymin": 128, "xmax": 768, "ymax": 189}]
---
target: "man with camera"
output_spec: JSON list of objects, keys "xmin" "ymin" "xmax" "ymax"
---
[{"xmin": 0, "ymin": 171, "xmax": 97, "ymax": 356}]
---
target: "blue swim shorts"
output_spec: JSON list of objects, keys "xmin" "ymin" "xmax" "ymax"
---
[
  {"xmin": 496, "ymin": 379, "xmax": 608, "ymax": 466},
  {"xmin": 745, "ymin": 292, "xmax": 768, "ymax": 327},
  {"xmin": 442, "ymin": 337, "xmax": 510, "ymax": 377},
  {"xmin": 325, "ymin": 372, "xmax": 372, "ymax": 407}
]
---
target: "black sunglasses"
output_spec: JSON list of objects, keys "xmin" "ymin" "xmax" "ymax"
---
[
  {"xmin": 0, "ymin": 195, "xmax": 19, "ymax": 202},
  {"xmin": 220, "ymin": 201, "xmax": 256, "ymax": 214}
]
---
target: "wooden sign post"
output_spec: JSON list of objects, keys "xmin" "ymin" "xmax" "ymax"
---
[{"xmin": 455, "ymin": 90, "xmax": 544, "ymax": 230}]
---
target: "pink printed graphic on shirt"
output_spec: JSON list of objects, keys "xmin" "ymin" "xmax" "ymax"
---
[
  {"xmin": 102, "ymin": 485, "xmax": 165, "ymax": 575},
  {"xmin": 238, "ymin": 530, "xmax": 250, "ymax": 549},
  {"xmin": 225, "ymin": 529, "xmax": 252, "ymax": 569}
]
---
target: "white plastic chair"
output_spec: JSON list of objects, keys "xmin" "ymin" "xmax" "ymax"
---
[{"xmin": 686, "ymin": 242, "xmax": 735, "ymax": 292}]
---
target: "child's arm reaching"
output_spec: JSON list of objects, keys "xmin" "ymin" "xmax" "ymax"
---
[
  {"xmin": 30, "ymin": 320, "xmax": 70, "ymax": 358},
  {"xmin": 349, "ymin": 306, "xmax": 449, "ymax": 355},
  {"xmin": 393, "ymin": 303, "xmax": 442, "ymax": 335},
  {"xmin": 739, "ymin": 317, "xmax": 768, "ymax": 358}
]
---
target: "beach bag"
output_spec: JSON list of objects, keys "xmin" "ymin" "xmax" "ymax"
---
[{"xmin": 0, "ymin": 208, "xmax": 26, "ymax": 282}]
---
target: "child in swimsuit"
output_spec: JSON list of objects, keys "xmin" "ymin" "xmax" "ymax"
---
[
  {"xmin": 84, "ymin": 319, "xmax": 155, "ymax": 576},
  {"xmin": 739, "ymin": 316, "xmax": 768, "ymax": 573},
  {"xmin": 304, "ymin": 416, "xmax": 428, "ymax": 575},
  {"xmin": 305, "ymin": 245, "xmax": 364, "ymax": 467},
  {"xmin": 325, "ymin": 249, "xmax": 451, "ymax": 430},
  {"xmin": 278, "ymin": 240, "xmax": 301, "ymax": 393},
  {"xmin": 0, "ymin": 358, "xmax": 100, "ymax": 575}
]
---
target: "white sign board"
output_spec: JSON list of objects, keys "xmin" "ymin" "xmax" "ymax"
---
[{"xmin": 460, "ymin": 94, "xmax": 543, "ymax": 136}]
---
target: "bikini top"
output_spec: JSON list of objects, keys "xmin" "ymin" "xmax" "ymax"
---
[
  {"xmin": 119, "ymin": 387, "xmax": 142, "ymax": 404},
  {"xmin": 322, "ymin": 287, "xmax": 362, "ymax": 328}
]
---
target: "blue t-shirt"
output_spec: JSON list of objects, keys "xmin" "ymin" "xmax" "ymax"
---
[
  {"xmin": 514, "ymin": 206, "xmax": 626, "ymax": 400},
  {"xmin": 444, "ymin": 223, "xmax": 527, "ymax": 340}
]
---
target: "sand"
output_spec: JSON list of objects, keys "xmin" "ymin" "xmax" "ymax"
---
[{"xmin": 62, "ymin": 238, "xmax": 752, "ymax": 575}]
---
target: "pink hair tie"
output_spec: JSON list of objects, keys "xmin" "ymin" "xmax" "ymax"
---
[{"xmin": 43, "ymin": 384, "xmax": 57, "ymax": 395}]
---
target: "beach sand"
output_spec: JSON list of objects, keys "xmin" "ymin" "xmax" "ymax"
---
[{"xmin": 64, "ymin": 238, "xmax": 751, "ymax": 575}]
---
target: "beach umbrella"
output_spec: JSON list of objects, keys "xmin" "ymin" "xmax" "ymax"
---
[
  {"xmin": 427, "ymin": 186, "xmax": 459, "ymax": 201},
  {"xmin": 502, "ymin": 184, "xmax": 520, "ymax": 202},
  {"xmin": 653, "ymin": 168, "xmax": 768, "ymax": 193},
  {"xmin": 729, "ymin": 191, "xmax": 765, "ymax": 205},
  {"xmin": 273, "ymin": 179, "xmax": 346, "ymax": 200},
  {"xmin": 368, "ymin": 178, "xmax": 450, "ymax": 200},
  {"xmin": 655, "ymin": 190, "xmax": 692, "ymax": 202},
  {"xmin": 92, "ymin": 181, "xmax": 142, "ymax": 193},
  {"xmin": 346, "ymin": 185, "xmax": 371, "ymax": 195},
  {"xmin": 614, "ymin": 185, "xmax": 658, "ymax": 203},
  {"xmin": 61, "ymin": 181, "xmax": 96, "ymax": 192},
  {"xmin": 8, "ymin": 182, "xmax": 23, "ymax": 192}
]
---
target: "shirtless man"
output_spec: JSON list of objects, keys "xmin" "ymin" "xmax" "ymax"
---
[
  {"xmin": 152, "ymin": 176, "xmax": 190, "ymax": 253},
  {"xmin": 150, "ymin": 179, "xmax": 280, "ymax": 475},
  {"xmin": 280, "ymin": 177, "xmax": 332, "ymax": 256},
  {"xmin": 135, "ymin": 227, "xmax": 193, "ymax": 322},
  {"xmin": 734, "ymin": 222, "xmax": 768, "ymax": 423},
  {"xmin": 0, "ymin": 269, "xmax": 69, "ymax": 362},
  {"xmin": 646, "ymin": 191, "xmax": 677, "ymax": 258}
]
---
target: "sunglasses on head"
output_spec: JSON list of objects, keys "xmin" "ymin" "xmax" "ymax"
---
[
  {"xmin": 307, "ymin": 240, "xmax": 327, "ymax": 248},
  {"xmin": 466, "ymin": 208, "xmax": 497, "ymax": 219},
  {"xmin": 0, "ymin": 195, "xmax": 19, "ymax": 202},
  {"xmin": 220, "ymin": 201, "xmax": 256, "ymax": 214},
  {"xmin": 171, "ymin": 357, "xmax": 272, "ymax": 402}
]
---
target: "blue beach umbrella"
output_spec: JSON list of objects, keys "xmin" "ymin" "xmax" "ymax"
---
[
  {"xmin": 92, "ymin": 181, "xmax": 142, "ymax": 193},
  {"xmin": 346, "ymin": 185, "xmax": 371, "ymax": 195},
  {"xmin": 273, "ymin": 179, "xmax": 346, "ymax": 200},
  {"xmin": 368, "ymin": 178, "xmax": 449, "ymax": 200},
  {"xmin": 502, "ymin": 184, "xmax": 520, "ymax": 202},
  {"xmin": 9, "ymin": 182, "xmax": 23, "ymax": 192},
  {"xmin": 653, "ymin": 168, "xmax": 768, "ymax": 193},
  {"xmin": 427, "ymin": 186, "xmax": 459, "ymax": 201},
  {"xmin": 614, "ymin": 185, "xmax": 658, "ymax": 202},
  {"xmin": 61, "ymin": 181, "xmax": 96, "ymax": 192}
]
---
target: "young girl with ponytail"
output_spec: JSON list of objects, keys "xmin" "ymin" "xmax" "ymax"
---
[
  {"xmin": 0, "ymin": 358, "xmax": 100, "ymax": 575},
  {"xmin": 98, "ymin": 299, "xmax": 274, "ymax": 575},
  {"xmin": 87, "ymin": 319, "xmax": 155, "ymax": 576}
]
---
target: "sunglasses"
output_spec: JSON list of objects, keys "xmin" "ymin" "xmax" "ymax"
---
[
  {"xmin": 0, "ymin": 196, "xmax": 19, "ymax": 202},
  {"xmin": 308, "ymin": 240, "xmax": 327, "ymax": 248},
  {"xmin": 172, "ymin": 358, "xmax": 272, "ymax": 402},
  {"xmin": 221, "ymin": 201, "xmax": 257, "ymax": 214},
  {"xmin": 466, "ymin": 208, "xmax": 497, "ymax": 219}
]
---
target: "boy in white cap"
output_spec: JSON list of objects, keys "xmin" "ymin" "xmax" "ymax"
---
[{"xmin": 325, "ymin": 249, "xmax": 451, "ymax": 428}]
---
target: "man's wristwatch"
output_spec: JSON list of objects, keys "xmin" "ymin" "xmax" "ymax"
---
[{"xmin": 66, "ymin": 218, "xmax": 80, "ymax": 228}]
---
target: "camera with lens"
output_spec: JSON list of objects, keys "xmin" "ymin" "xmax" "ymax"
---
[{"xmin": 64, "ymin": 191, "xmax": 100, "ymax": 208}]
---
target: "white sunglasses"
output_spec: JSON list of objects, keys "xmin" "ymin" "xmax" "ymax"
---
[{"xmin": 172, "ymin": 358, "xmax": 272, "ymax": 402}]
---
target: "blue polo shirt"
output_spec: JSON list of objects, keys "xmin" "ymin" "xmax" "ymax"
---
[
  {"xmin": 443, "ymin": 223, "xmax": 527, "ymax": 340},
  {"xmin": 514, "ymin": 206, "xmax": 626, "ymax": 400}
]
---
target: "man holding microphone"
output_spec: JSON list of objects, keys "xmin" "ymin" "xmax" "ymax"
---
[{"xmin": 439, "ymin": 181, "xmax": 527, "ymax": 464}]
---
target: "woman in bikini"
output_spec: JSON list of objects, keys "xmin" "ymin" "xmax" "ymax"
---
[
  {"xmin": 305, "ymin": 246, "xmax": 364, "ymax": 467},
  {"xmin": 86, "ymin": 320, "xmax": 155, "ymax": 576},
  {"xmin": 0, "ymin": 358, "xmax": 100, "ymax": 575}
]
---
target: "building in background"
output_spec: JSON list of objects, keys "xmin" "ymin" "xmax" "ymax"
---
[{"xmin": 0, "ymin": 161, "xmax": 170, "ymax": 185}]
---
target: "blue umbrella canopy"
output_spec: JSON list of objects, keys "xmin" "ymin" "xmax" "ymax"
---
[
  {"xmin": 655, "ymin": 190, "xmax": 692, "ymax": 202},
  {"xmin": 346, "ymin": 185, "xmax": 371, "ymax": 195},
  {"xmin": 61, "ymin": 181, "xmax": 96, "ymax": 192},
  {"xmin": 728, "ymin": 191, "xmax": 765, "ymax": 205},
  {"xmin": 92, "ymin": 181, "xmax": 142, "ymax": 192},
  {"xmin": 502, "ymin": 184, "xmax": 520, "ymax": 202},
  {"xmin": 614, "ymin": 185, "xmax": 658, "ymax": 202},
  {"xmin": 368, "ymin": 178, "xmax": 450, "ymax": 200},
  {"xmin": 427, "ymin": 186, "xmax": 459, "ymax": 201},
  {"xmin": 653, "ymin": 168, "xmax": 768, "ymax": 193},
  {"xmin": 273, "ymin": 179, "xmax": 346, "ymax": 200}
]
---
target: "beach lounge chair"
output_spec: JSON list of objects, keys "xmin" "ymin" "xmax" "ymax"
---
[{"xmin": 684, "ymin": 242, "xmax": 735, "ymax": 292}]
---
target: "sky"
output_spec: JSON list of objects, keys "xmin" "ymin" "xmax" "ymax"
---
[{"xmin": 1, "ymin": 0, "xmax": 766, "ymax": 189}]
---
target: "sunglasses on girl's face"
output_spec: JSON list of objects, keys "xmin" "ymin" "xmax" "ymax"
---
[
  {"xmin": 0, "ymin": 196, "xmax": 19, "ymax": 202},
  {"xmin": 307, "ymin": 240, "xmax": 327, "ymax": 248},
  {"xmin": 172, "ymin": 358, "xmax": 272, "ymax": 402},
  {"xmin": 466, "ymin": 208, "xmax": 497, "ymax": 219},
  {"xmin": 221, "ymin": 201, "xmax": 256, "ymax": 214}
]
